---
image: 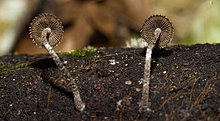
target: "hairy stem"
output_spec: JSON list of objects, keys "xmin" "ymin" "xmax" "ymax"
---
[
  {"xmin": 154, "ymin": 28, "xmax": 161, "ymax": 41},
  {"xmin": 41, "ymin": 28, "xmax": 66, "ymax": 71},
  {"xmin": 139, "ymin": 28, "xmax": 161, "ymax": 112},
  {"xmin": 139, "ymin": 44, "xmax": 154, "ymax": 112},
  {"xmin": 41, "ymin": 28, "xmax": 85, "ymax": 111}
]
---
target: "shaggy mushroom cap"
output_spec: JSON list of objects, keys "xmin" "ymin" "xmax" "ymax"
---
[
  {"xmin": 141, "ymin": 15, "xmax": 174, "ymax": 48},
  {"xmin": 29, "ymin": 13, "xmax": 64, "ymax": 48}
]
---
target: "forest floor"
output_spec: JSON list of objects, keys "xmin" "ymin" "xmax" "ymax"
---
[{"xmin": 0, "ymin": 44, "xmax": 220, "ymax": 121}]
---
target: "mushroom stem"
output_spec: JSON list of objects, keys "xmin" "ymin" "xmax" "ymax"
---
[
  {"xmin": 41, "ymin": 28, "xmax": 85, "ymax": 111},
  {"xmin": 139, "ymin": 28, "xmax": 161, "ymax": 112},
  {"xmin": 154, "ymin": 28, "xmax": 161, "ymax": 41},
  {"xmin": 41, "ymin": 28, "xmax": 65, "ymax": 71}
]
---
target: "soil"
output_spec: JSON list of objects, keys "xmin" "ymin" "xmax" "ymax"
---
[{"xmin": 0, "ymin": 44, "xmax": 220, "ymax": 121}]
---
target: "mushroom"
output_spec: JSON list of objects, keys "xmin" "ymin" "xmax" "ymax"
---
[
  {"xmin": 29, "ymin": 13, "xmax": 85, "ymax": 111},
  {"xmin": 139, "ymin": 15, "xmax": 174, "ymax": 112}
]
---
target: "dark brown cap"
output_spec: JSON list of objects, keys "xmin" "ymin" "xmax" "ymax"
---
[
  {"xmin": 29, "ymin": 13, "xmax": 64, "ymax": 48},
  {"xmin": 141, "ymin": 15, "xmax": 174, "ymax": 48}
]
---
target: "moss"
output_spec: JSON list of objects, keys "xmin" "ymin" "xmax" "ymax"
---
[
  {"xmin": 171, "ymin": 63, "xmax": 179, "ymax": 71},
  {"xmin": 0, "ymin": 48, "xmax": 97, "ymax": 74},
  {"xmin": 0, "ymin": 63, "xmax": 30, "ymax": 74},
  {"xmin": 61, "ymin": 47, "xmax": 97, "ymax": 57},
  {"xmin": 182, "ymin": 62, "xmax": 190, "ymax": 66}
]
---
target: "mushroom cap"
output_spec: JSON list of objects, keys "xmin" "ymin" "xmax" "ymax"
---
[
  {"xmin": 141, "ymin": 15, "xmax": 174, "ymax": 48},
  {"xmin": 29, "ymin": 13, "xmax": 64, "ymax": 48}
]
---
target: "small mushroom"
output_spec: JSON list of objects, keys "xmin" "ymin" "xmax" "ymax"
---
[
  {"xmin": 139, "ymin": 15, "xmax": 174, "ymax": 112},
  {"xmin": 29, "ymin": 13, "xmax": 85, "ymax": 111}
]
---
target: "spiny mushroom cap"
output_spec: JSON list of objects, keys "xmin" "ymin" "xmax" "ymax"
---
[
  {"xmin": 141, "ymin": 15, "xmax": 174, "ymax": 48},
  {"xmin": 29, "ymin": 13, "xmax": 64, "ymax": 48}
]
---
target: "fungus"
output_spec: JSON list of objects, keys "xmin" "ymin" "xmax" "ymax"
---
[
  {"xmin": 29, "ymin": 13, "xmax": 85, "ymax": 111},
  {"xmin": 139, "ymin": 15, "xmax": 174, "ymax": 112}
]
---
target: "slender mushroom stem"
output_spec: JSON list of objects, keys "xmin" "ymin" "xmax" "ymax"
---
[
  {"xmin": 41, "ymin": 28, "xmax": 65, "ymax": 71},
  {"xmin": 41, "ymin": 28, "xmax": 85, "ymax": 111},
  {"xmin": 139, "ymin": 28, "xmax": 161, "ymax": 112}
]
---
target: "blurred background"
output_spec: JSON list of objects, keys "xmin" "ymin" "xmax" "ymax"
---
[{"xmin": 0, "ymin": 0, "xmax": 219, "ymax": 55}]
